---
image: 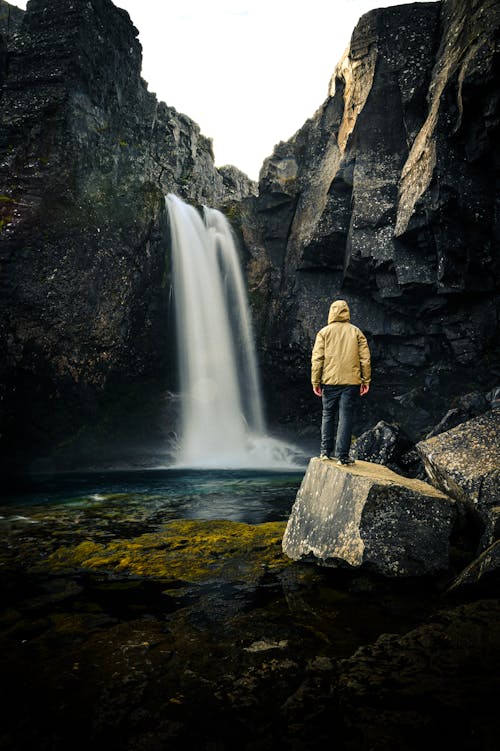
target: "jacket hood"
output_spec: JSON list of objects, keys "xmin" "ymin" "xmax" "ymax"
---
[{"xmin": 328, "ymin": 299, "xmax": 350, "ymax": 323}]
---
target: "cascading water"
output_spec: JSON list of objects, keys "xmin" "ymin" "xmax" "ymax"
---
[{"xmin": 166, "ymin": 194, "xmax": 303, "ymax": 469}]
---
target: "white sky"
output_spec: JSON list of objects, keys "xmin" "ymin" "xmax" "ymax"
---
[{"xmin": 16, "ymin": 0, "xmax": 436, "ymax": 180}]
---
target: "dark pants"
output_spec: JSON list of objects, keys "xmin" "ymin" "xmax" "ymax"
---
[{"xmin": 320, "ymin": 384, "xmax": 358, "ymax": 460}]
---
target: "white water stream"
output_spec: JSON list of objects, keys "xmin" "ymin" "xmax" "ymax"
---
[{"xmin": 166, "ymin": 194, "xmax": 302, "ymax": 469}]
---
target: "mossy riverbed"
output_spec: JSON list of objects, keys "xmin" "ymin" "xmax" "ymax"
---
[{"xmin": 1, "ymin": 478, "xmax": 499, "ymax": 751}]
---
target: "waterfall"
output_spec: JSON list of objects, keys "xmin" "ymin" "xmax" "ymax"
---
[{"xmin": 166, "ymin": 194, "xmax": 302, "ymax": 469}]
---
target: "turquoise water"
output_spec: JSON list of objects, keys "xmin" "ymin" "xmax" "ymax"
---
[{"xmin": 0, "ymin": 468, "xmax": 305, "ymax": 526}]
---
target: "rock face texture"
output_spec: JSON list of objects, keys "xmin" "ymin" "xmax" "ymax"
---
[
  {"xmin": 352, "ymin": 420, "xmax": 413, "ymax": 472},
  {"xmin": 2, "ymin": 0, "xmax": 499, "ymax": 472},
  {"xmin": 282, "ymin": 457, "xmax": 456, "ymax": 576},
  {"xmin": 417, "ymin": 408, "xmax": 500, "ymax": 547},
  {"xmin": 0, "ymin": 0, "xmax": 254, "ymax": 474},
  {"xmin": 241, "ymin": 0, "xmax": 500, "ymax": 439}
]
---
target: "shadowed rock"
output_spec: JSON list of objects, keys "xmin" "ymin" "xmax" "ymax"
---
[
  {"xmin": 352, "ymin": 420, "xmax": 413, "ymax": 471},
  {"xmin": 0, "ymin": 0, "xmax": 255, "ymax": 474},
  {"xmin": 447, "ymin": 539, "xmax": 500, "ymax": 594},
  {"xmin": 240, "ymin": 0, "xmax": 500, "ymax": 439},
  {"xmin": 282, "ymin": 457, "xmax": 456, "ymax": 577},
  {"xmin": 425, "ymin": 390, "xmax": 491, "ymax": 438},
  {"xmin": 330, "ymin": 599, "xmax": 500, "ymax": 749}
]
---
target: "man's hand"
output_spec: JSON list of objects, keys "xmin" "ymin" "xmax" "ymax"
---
[
  {"xmin": 313, "ymin": 385, "xmax": 323, "ymax": 397},
  {"xmin": 360, "ymin": 383, "xmax": 370, "ymax": 396}
]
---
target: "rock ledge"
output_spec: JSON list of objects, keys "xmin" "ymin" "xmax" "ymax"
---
[{"xmin": 282, "ymin": 458, "xmax": 456, "ymax": 577}]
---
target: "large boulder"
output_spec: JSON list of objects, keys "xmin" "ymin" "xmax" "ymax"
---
[
  {"xmin": 282, "ymin": 458, "xmax": 456, "ymax": 577},
  {"xmin": 416, "ymin": 409, "xmax": 500, "ymax": 534},
  {"xmin": 352, "ymin": 420, "xmax": 413, "ymax": 472}
]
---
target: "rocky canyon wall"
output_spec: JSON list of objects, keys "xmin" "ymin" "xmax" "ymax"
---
[
  {"xmin": 0, "ymin": 0, "xmax": 254, "ymax": 475},
  {"xmin": 1, "ymin": 0, "xmax": 498, "ymax": 475},
  {"xmin": 240, "ymin": 0, "xmax": 500, "ymax": 442}
]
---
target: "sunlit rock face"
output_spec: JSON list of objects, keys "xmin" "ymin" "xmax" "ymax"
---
[
  {"xmin": 0, "ymin": 0, "xmax": 255, "ymax": 473},
  {"xmin": 241, "ymin": 0, "xmax": 500, "ymax": 439},
  {"xmin": 282, "ymin": 457, "xmax": 456, "ymax": 577},
  {"xmin": 416, "ymin": 407, "xmax": 500, "ymax": 550}
]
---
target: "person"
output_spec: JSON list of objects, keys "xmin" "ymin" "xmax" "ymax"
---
[{"xmin": 311, "ymin": 299, "xmax": 371, "ymax": 465}]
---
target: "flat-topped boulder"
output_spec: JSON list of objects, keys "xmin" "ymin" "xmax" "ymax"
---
[
  {"xmin": 282, "ymin": 458, "xmax": 456, "ymax": 577},
  {"xmin": 416, "ymin": 409, "xmax": 500, "ymax": 524}
]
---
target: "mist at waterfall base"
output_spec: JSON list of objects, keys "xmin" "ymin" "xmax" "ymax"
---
[
  {"xmin": 166, "ymin": 194, "xmax": 305, "ymax": 471},
  {"xmin": 1, "ymin": 197, "xmax": 307, "ymax": 520}
]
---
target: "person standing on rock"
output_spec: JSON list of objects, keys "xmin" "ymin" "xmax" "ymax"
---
[{"xmin": 311, "ymin": 299, "xmax": 371, "ymax": 465}]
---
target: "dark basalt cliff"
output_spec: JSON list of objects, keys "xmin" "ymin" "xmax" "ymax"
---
[
  {"xmin": 0, "ymin": 0, "xmax": 254, "ymax": 475},
  {"xmin": 1, "ymin": 0, "xmax": 499, "ymax": 475},
  {"xmin": 241, "ymin": 0, "xmax": 500, "ymax": 440}
]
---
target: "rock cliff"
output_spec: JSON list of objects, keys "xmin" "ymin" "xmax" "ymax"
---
[
  {"xmin": 2, "ymin": 0, "xmax": 499, "ymax": 473},
  {"xmin": 0, "ymin": 0, "xmax": 255, "ymax": 474},
  {"xmin": 241, "ymin": 0, "xmax": 500, "ymax": 440}
]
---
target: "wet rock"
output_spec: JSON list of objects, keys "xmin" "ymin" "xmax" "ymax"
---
[
  {"xmin": 416, "ymin": 408, "xmax": 500, "ymax": 525},
  {"xmin": 330, "ymin": 599, "xmax": 500, "ymax": 751},
  {"xmin": 447, "ymin": 540, "xmax": 500, "ymax": 594},
  {"xmin": 282, "ymin": 457, "xmax": 456, "ymax": 577},
  {"xmin": 41, "ymin": 519, "xmax": 290, "ymax": 585},
  {"xmin": 0, "ymin": 495, "xmax": 497, "ymax": 751}
]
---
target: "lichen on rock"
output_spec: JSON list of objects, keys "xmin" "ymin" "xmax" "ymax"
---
[{"xmin": 282, "ymin": 457, "xmax": 456, "ymax": 577}]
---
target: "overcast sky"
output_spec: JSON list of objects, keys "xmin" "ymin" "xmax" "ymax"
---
[{"xmin": 16, "ymin": 0, "xmax": 436, "ymax": 180}]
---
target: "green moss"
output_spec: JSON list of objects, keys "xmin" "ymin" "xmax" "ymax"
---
[{"xmin": 44, "ymin": 520, "xmax": 290, "ymax": 582}]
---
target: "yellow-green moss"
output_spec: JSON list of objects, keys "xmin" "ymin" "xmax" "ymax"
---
[{"xmin": 44, "ymin": 520, "xmax": 290, "ymax": 582}]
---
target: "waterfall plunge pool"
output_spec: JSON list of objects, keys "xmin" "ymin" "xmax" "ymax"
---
[{"xmin": 0, "ymin": 467, "xmax": 306, "ymax": 528}]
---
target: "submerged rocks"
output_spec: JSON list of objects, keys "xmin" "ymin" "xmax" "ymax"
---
[
  {"xmin": 44, "ymin": 519, "xmax": 288, "ymax": 584},
  {"xmin": 1, "ymin": 472, "xmax": 498, "ymax": 751},
  {"xmin": 282, "ymin": 457, "xmax": 455, "ymax": 577}
]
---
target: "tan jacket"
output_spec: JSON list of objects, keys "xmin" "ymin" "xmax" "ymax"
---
[{"xmin": 311, "ymin": 300, "xmax": 371, "ymax": 387}]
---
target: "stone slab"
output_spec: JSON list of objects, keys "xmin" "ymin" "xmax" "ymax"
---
[
  {"xmin": 282, "ymin": 458, "xmax": 455, "ymax": 577},
  {"xmin": 416, "ymin": 408, "xmax": 500, "ymax": 509}
]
